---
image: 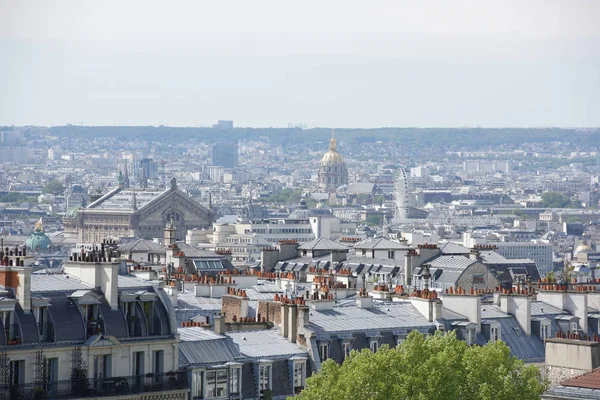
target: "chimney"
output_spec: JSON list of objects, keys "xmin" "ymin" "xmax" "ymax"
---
[
  {"xmin": 280, "ymin": 304, "xmax": 290, "ymax": 338},
  {"xmin": 213, "ymin": 313, "xmax": 225, "ymax": 335},
  {"xmin": 442, "ymin": 291, "xmax": 481, "ymax": 332},
  {"xmin": 410, "ymin": 296, "xmax": 442, "ymax": 323},
  {"xmin": 277, "ymin": 240, "xmax": 299, "ymax": 261},
  {"xmin": 165, "ymin": 283, "xmax": 178, "ymax": 307},
  {"xmin": 260, "ymin": 247, "xmax": 279, "ymax": 273},
  {"xmin": 356, "ymin": 295, "xmax": 374, "ymax": 309},
  {"xmin": 469, "ymin": 247, "xmax": 480, "ymax": 261},
  {"xmin": 499, "ymin": 293, "xmax": 532, "ymax": 336},
  {"xmin": 0, "ymin": 265, "xmax": 31, "ymax": 313},
  {"xmin": 404, "ymin": 250, "xmax": 415, "ymax": 288},
  {"xmin": 296, "ymin": 304, "xmax": 310, "ymax": 342},
  {"xmin": 538, "ymin": 289, "xmax": 588, "ymax": 332},
  {"xmin": 287, "ymin": 304, "xmax": 298, "ymax": 343},
  {"xmin": 63, "ymin": 258, "xmax": 119, "ymax": 310}
]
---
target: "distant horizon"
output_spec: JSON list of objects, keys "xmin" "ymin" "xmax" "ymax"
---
[
  {"xmin": 1, "ymin": 1, "xmax": 599, "ymax": 127},
  {"xmin": 4, "ymin": 124, "xmax": 600, "ymax": 130}
]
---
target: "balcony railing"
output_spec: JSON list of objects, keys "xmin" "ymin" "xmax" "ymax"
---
[{"xmin": 0, "ymin": 371, "xmax": 188, "ymax": 399}]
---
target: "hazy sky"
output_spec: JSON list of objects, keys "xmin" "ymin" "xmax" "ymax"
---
[{"xmin": 1, "ymin": 0, "xmax": 599, "ymax": 128}]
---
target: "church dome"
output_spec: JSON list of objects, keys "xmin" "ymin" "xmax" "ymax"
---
[
  {"xmin": 26, "ymin": 219, "xmax": 52, "ymax": 251},
  {"xmin": 575, "ymin": 242, "xmax": 593, "ymax": 255},
  {"xmin": 320, "ymin": 131, "xmax": 345, "ymax": 166}
]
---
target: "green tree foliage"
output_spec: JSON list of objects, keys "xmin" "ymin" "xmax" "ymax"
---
[
  {"xmin": 0, "ymin": 192, "xmax": 30, "ymax": 203},
  {"xmin": 260, "ymin": 188, "xmax": 304, "ymax": 204},
  {"xmin": 294, "ymin": 331, "xmax": 547, "ymax": 400},
  {"xmin": 42, "ymin": 179, "xmax": 65, "ymax": 195},
  {"xmin": 542, "ymin": 192, "xmax": 582, "ymax": 208}
]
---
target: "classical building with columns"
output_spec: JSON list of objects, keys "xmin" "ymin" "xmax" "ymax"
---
[
  {"xmin": 317, "ymin": 130, "xmax": 348, "ymax": 191},
  {"xmin": 64, "ymin": 178, "xmax": 211, "ymax": 243}
]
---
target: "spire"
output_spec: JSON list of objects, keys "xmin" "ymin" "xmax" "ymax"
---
[{"xmin": 329, "ymin": 129, "xmax": 337, "ymax": 151}]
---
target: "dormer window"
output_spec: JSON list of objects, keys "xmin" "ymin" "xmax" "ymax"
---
[
  {"xmin": 490, "ymin": 326, "xmax": 500, "ymax": 343},
  {"xmin": 541, "ymin": 322, "xmax": 550, "ymax": 340},
  {"xmin": 343, "ymin": 341, "xmax": 352, "ymax": 360},
  {"xmin": 318, "ymin": 342, "xmax": 330, "ymax": 362},
  {"xmin": 570, "ymin": 321, "xmax": 579, "ymax": 333},
  {"xmin": 291, "ymin": 358, "xmax": 307, "ymax": 391},
  {"xmin": 370, "ymin": 339, "xmax": 379, "ymax": 353},
  {"xmin": 258, "ymin": 361, "xmax": 273, "ymax": 394},
  {"xmin": 466, "ymin": 328, "xmax": 475, "ymax": 346}
]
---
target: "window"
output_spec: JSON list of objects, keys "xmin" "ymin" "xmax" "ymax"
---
[
  {"xmin": 490, "ymin": 326, "xmax": 500, "ymax": 343},
  {"xmin": 9, "ymin": 360, "xmax": 24, "ymax": 386},
  {"xmin": 47, "ymin": 358, "xmax": 58, "ymax": 382},
  {"xmin": 206, "ymin": 369, "xmax": 228, "ymax": 399},
  {"xmin": 388, "ymin": 251, "xmax": 395, "ymax": 259},
  {"xmin": 466, "ymin": 328, "xmax": 475, "ymax": 346},
  {"xmin": 370, "ymin": 339, "xmax": 379, "ymax": 353},
  {"xmin": 570, "ymin": 322, "xmax": 579, "ymax": 333},
  {"xmin": 153, "ymin": 350, "xmax": 164, "ymax": 376},
  {"xmin": 541, "ymin": 323, "xmax": 550, "ymax": 340},
  {"xmin": 319, "ymin": 343, "xmax": 329, "ymax": 362},
  {"xmin": 361, "ymin": 249, "xmax": 366, "ymax": 256},
  {"xmin": 132, "ymin": 351, "xmax": 145, "ymax": 376},
  {"xmin": 472, "ymin": 274, "xmax": 484, "ymax": 284},
  {"xmin": 259, "ymin": 364, "xmax": 271, "ymax": 392},
  {"xmin": 229, "ymin": 367, "xmax": 241, "ymax": 395},
  {"xmin": 94, "ymin": 354, "xmax": 111, "ymax": 379},
  {"xmin": 343, "ymin": 342, "xmax": 352, "ymax": 360},
  {"xmin": 293, "ymin": 362, "xmax": 305, "ymax": 388}
]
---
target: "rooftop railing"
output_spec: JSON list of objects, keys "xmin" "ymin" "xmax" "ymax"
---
[{"xmin": 0, "ymin": 370, "xmax": 187, "ymax": 399}]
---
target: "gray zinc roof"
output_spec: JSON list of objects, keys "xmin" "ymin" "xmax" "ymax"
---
[
  {"xmin": 306, "ymin": 301, "xmax": 435, "ymax": 334},
  {"xmin": 428, "ymin": 255, "xmax": 476, "ymax": 270},
  {"xmin": 178, "ymin": 327, "xmax": 243, "ymax": 366},
  {"xmin": 226, "ymin": 329, "xmax": 308, "ymax": 359},
  {"xmin": 118, "ymin": 239, "xmax": 164, "ymax": 253},
  {"xmin": 31, "ymin": 274, "xmax": 93, "ymax": 292},
  {"xmin": 298, "ymin": 237, "xmax": 349, "ymax": 251},
  {"xmin": 353, "ymin": 237, "xmax": 410, "ymax": 251}
]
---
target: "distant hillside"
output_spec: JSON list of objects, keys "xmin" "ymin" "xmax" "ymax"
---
[{"xmin": 46, "ymin": 126, "xmax": 599, "ymax": 148}]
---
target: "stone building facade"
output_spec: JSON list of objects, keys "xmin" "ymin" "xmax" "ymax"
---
[{"xmin": 64, "ymin": 178, "xmax": 211, "ymax": 243}]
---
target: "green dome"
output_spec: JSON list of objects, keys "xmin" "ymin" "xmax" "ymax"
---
[
  {"xmin": 26, "ymin": 230, "xmax": 52, "ymax": 251},
  {"xmin": 66, "ymin": 206, "xmax": 82, "ymax": 218}
]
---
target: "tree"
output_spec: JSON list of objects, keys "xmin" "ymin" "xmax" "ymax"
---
[
  {"xmin": 542, "ymin": 192, "xmax": 581, "ymax": 209},
  {"xmin": 294, "ymin": 331, "xmax": 547, "ymax": 400},
  {"xmin": 42, "ymin": 179, "xmax": 65, "ymax": 195}
]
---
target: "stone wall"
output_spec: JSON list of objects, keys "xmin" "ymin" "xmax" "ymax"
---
[{"xmin": 258, "ymin": 300, "xmax": 282, "ymax": 325}]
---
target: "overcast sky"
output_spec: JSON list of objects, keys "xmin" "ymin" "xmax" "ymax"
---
[{"xmin": 0, "ymin": 0, "xmax": 599, "ymax": 128}]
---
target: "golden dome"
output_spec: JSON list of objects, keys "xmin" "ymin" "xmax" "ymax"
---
[
  {"xmin": 320, "ymin": 130, "xmax": 345, "ymax": 166},
  {"xmin": 575, "ymin": 242, "xmax": 593, "ymax": 255}
]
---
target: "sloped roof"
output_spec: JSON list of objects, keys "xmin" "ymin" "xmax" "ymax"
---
[
  {"xmin": 428, "ymin": 255, "xmax": 476, "ymax": 271},
  {"xmin": 354, "ymin": 237, "xmax": 410, "ymax": 251},
  {"xmin": 227, "ymin": 329, "xmax": 309, "ymax": 358},
  {"xmin": 178, "ymin": 327, "xmax": 243, "ymax": 366},
  {"xmin": 118, "ymin": 239, "xmax": 164, "ymax": 253},
  {"xmin": 306, "ymin": 301, "xmax": 435, "ymax": 334},
  {"xmin": 561, "ymin": 367, "xmax": 600, "ymax": 390},
  {"xmin": 297, "ymin": 237, "xmax": 348, "ymax": 251},
  {"xmin": 346, "ymin": 182, "xmax": 376, "ymax": 194},
  {"xmin": 439, "ymin": 242, "xmax": 471, "ymax": 255}
]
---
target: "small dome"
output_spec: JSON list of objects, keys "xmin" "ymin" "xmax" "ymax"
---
[
  {"xmin": 575, "ymin": 242, "xmax": 593, "ymax": 255},
  {"xmin": 26, "ymin": 230, "xmax": 52, "ymax": 252},
  {"xmin": 320, "ymin": 130, "xmax": 345, "ymax": 166},
  {"xmin": 65, "ymin": 206, "xmax": 82, "ymax": 218},
  {"xmin": 321, "ymin": 149, "xmax": 345, "ymax": 166}
]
